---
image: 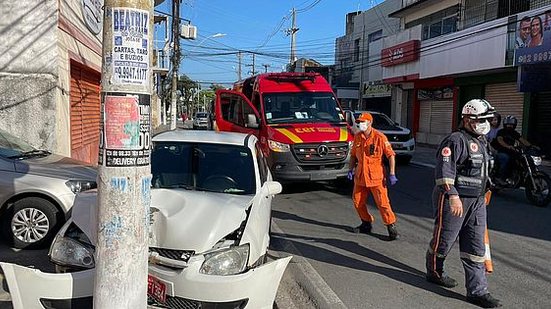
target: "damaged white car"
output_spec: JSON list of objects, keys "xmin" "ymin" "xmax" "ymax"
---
[{"xmin": 1, "ymin": 130, "xmax": 290, "ymax": 309}]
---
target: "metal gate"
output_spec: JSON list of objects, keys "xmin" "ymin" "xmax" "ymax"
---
[
  {"xmin": 418, "ymin": 100, "xmax": 453, "ymax": 144},
  {"xmin": 70, "ymin": 61, "xmax": 101, "ymax": 164},
  {"xmin": 530, "ymin": 91, "xmax": 551, "ymax": 158},
  {"xmin": 485, "ymin": 82, "xmax": 524, "ymax": 133}
]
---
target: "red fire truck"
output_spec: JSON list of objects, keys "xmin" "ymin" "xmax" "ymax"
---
[{"xmin": 214, "ymin": 72, "xmax": 353, "ymax": 182}]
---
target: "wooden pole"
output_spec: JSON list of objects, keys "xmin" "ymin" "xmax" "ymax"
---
[{"xmin": 95, "ymin": 0, "xmax": 153, "ymax": 307}]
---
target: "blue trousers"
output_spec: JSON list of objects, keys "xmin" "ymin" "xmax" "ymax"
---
[{"xmin": 427, "ymin": 188, "xmax": 488, "ymax": 297}]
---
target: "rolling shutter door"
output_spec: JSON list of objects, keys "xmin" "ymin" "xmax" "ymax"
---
[
  {"xmin": 429, "ymin": 100, "xmax": 453, "ymax": 134},
  {"xmin": 417, "ymin": 100, "xmax": 453, "ymax": 143},
  {"xmin": 485, "ymin": 82, "xmax": 524, "ymax": 133},
  {"xmin": 70, "ymin": 62, "xmax": 101, "ymax": 164}
]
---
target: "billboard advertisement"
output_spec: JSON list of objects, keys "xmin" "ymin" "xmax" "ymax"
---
[{"xmin": 514, "ymin": 10, "xmax": 551, "ymax": 66}]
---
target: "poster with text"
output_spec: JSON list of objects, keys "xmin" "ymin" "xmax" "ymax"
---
[
  {"xmin": 99, "ymin": 94, "xmax": 151, "ymax": 167},
  {"xmin": 112, "ymin": 7, "xmax": 149, "ymax": 86}
]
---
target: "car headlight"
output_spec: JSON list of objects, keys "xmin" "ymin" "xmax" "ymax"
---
[
  {"xmin": 532, "ymin": 156, "xmax": 542, "ymax": 166},
  {"xmin": 49, "ymin": 235, "xmax": 95, "ymax": 269},
  {"xmin": 65, "ymin": 180, "xmax": 97, "ymax": 193},
  {"xmin": 268, "ymin": 140, "xmax": 290, "ymax": 152},
  {"xmin": 199, "ymin": 244, "xmax": 249, "ymax": 276}
]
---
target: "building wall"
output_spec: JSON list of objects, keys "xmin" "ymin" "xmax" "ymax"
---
[
  {"xmin": 403, "ymin": 0, "xmax": 459, "ymax": 25},
  {"xmin": 57, "ymin": 0, "xmax": 102, "ymax": 156},
  {"xmin": 0, "ymin": 0, "xmax": 59, "ymax": 149},
  {"xmin": 420, "ymin": 17, "xmax": 508, "ymax": 79}
]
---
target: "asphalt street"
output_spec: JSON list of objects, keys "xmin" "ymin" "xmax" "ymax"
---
[{"xmin": 271, "ymin": 162, "xmax": 551, "ymax": 308}]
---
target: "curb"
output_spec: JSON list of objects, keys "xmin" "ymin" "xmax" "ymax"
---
[{"xmin": 271, "ymin": 221, "xmax": 348, "ymax": 309}]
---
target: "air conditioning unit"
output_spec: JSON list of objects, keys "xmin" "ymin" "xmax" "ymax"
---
[{"xmin": 180, "ymin": 25, "xmax": 197, "ymax": 40}]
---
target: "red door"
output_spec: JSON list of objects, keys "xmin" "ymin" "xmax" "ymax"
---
[{"xmin": 214, "ymin": 90, "xmax": 260, "ymax": 136}]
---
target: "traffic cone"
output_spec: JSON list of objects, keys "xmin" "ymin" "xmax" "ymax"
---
[
  {"xmin": 484, "ymin": 228, "xmax": 493, "ymax": 274},
  {"xmin": 484, "ymin": 190, "xmax": 494, "ymax": 274}
]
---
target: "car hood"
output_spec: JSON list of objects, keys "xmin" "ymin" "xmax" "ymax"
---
[
  {"xmin": 374, "ymin": 125, "xmax": 410, "ymax": 134},
  {"xmin": 14, "ymin": 154, "xmax": 96, "ymax": 180},
  {"xmin": 73, "ymin": 189, "xmax": 253, "ymax": 253}
]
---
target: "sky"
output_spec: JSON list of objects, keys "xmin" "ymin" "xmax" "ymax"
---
[{"xmin": 155, "ymin": 0, "xmax": 385, "ymax": 87}]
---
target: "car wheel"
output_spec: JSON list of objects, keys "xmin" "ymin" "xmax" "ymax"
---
[{"xmin": 1, "ymin": 197, "xmax": 62, "ymax": 249}]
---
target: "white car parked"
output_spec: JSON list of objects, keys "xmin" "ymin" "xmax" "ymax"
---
[{"xmin": 1, "ymin": 130, "xmax": 290, "ymax": 309}]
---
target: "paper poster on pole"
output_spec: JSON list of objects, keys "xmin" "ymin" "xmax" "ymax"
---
[
  {"xmin": 111, "ymin": 7, "xmax": 149, "ymax": 86},
  {"xmin": 99, "ymin": 94, "xmax": 151, "ymax": 167}
]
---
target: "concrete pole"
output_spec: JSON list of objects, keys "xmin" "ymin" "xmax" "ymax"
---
[
  {"xmin": 289, "ymin": 8, "xmax": 298, "ymax": 64},
  {"xmin": 95, "ymin": 0, "xmax": 152, "ymax": 308},
  {"xmin": 170, "ymin": 0, "xmax": 180, "ymax": 130}
]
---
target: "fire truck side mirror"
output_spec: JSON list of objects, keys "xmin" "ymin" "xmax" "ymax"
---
[
  {"xmin": 246, "ymin": 114, "xmax": 259, "ymax": 129},
  {"xmin": 345, "ymin": 111, "xmax": 354, "ymax": 127}
]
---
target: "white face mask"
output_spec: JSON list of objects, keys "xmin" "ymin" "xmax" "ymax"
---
[
  {"xmin": 358, "ymin": 121, "xmax": 370, "ymax": 132},
  {"xmin": 473, "ymin": 120, "xmax": 491, "ymax": 135}
]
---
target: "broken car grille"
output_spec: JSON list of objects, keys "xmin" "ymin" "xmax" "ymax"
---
[{"xmin": 149, "ymin": 247, "xmax": 194, "ymax": 262}]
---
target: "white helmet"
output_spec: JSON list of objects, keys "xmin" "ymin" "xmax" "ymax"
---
[{"xmin": 461, "ymin": 99, "xmax": 495, "ymax": 120}]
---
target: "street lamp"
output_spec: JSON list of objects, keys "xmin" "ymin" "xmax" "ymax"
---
[{"xmin": 188, "ymin": 33, "xmax": 226, "ymax": 53}]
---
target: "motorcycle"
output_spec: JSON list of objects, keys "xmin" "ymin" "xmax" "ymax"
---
[{"xmin": 491, "ymin": 143, "xmax": 551, "ymax": 207}]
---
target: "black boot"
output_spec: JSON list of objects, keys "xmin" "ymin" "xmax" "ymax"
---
[
  {"xmin": 351, "ymin": 221, "xmax": 372, "ymax": 234},
  {"xmin": 466, "ymin": 293, "xmax": 502, "ymax": 308},
  {"xmin": 387, "ymin": 224, "xmax": 399, "ymax": 240},
  {"xmin": 426, "ymin": 252, "xmax": 458, "ymax": 288}
]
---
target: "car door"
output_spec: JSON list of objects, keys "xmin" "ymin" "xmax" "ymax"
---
[{"xmin": 214, "ymin": 90, "xmax": 260, "ymax": 136}]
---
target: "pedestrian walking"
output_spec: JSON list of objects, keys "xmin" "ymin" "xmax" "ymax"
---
[
  {"xmin": 348, "ymin": 112, "xmax": 399, "ymax": 240},
  {"xmin": 425, "ymin": 99, "xmax": 502, "ymax": 308}
]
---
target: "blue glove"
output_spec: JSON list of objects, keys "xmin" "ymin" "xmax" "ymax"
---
[
  {"xmin": 389, "ymin": 175, "xmax": 398, "ymax": 186},
  {"xmin": 347, "ymin": 169, "xmax": 354, "ymax": 181}
]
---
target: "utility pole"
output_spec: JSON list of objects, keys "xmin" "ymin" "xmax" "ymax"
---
[
  {"xmin": 96, "ymin": 0, "xmax": 152, "ymax": 308},
  {"xmin": 286, "ymin": 8, "xmax": 299, "ymax": 65},
  {"xmin": 237, "ymin": 51, "xmax": 242, "ymax": 80},
  {"xmin": 170, "ymin": 0, "xmax": 181, "ymax": 130},
  {"xmin": 246, "ymin": 54, "xmax": 256, "ymax": 76},
  {"xmin": 262, "ymin": 63, "xmax": 270, "ymax": 73}
]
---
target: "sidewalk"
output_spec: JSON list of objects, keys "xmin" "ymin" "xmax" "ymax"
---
[{"xmin": 411, "ymin": 144, "xmax": 551, "ymax": 175}]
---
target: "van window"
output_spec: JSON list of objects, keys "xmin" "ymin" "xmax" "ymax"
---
[{"xmin": 220, "ymin": 94, "xmax": 256, "ymax": 127}]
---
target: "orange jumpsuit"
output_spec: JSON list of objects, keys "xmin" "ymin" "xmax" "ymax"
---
[{"xmin": 350, "ymin": 129, "xmax": 396, "ymax": 225}]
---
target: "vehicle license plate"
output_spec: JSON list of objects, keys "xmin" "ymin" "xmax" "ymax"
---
[
  {"xmin": 148, "ymin": 274, "xmax": 167, "ymax": 304},
  {"xmin": 393, "ymin": 143, "xmax": 403, "ymax": 148}
]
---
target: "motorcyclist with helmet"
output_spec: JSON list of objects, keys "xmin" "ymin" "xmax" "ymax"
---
[{"xmin": 491, "ymin": 115, "xmax": 537, "ymax": 184}]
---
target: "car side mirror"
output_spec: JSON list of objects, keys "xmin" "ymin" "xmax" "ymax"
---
[
  {"xmin": 246, "ymin": 114, "xmax": 259, "ymax": 129},
  {"xmin": 263, "ymin": 181, "xmax": 282, "ymax": 196}
]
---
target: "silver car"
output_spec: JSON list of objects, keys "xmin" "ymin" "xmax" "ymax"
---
[{"xmin": 0, "ymin": 128, "xmax": 97, "ymax": 249}]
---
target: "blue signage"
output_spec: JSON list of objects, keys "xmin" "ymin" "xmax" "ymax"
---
[{"xmin": 514, "ymin": 11, "xmax": 551, "ymax": 66}]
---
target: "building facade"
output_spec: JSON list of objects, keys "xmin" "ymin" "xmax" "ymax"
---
[
  {"xmin": 0, "ymin": 0, "xmax": 166, "ymax": 164},
  {"xmin": 381, "ymin": 0, "xmax": 551, "ymax": 154},
  {"xmin": 334, "ymin": 0, "xmax": 402, "ymax": 116}
]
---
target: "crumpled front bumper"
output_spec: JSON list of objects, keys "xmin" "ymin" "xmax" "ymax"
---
[{"xmin": 1, "ymin": 256, "xmax": 291, "ymax": 309}]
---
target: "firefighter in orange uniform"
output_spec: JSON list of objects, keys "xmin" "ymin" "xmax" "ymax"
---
[{"xmin": 348, "ymin": 112, "xmax": 399, "ymax": 240}]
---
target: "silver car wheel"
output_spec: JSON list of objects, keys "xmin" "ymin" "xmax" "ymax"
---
[{"xmin": 11, "ymin": 207, "xmax": 50, "ymax": 243}]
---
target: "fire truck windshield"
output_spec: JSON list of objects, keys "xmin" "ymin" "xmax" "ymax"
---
[{"xmin": 263, "ymin": 92, "xmax": 343, "ymax": 124}]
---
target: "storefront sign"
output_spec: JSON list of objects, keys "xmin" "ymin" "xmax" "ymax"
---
[
  {"xmin": 514, "ymin": 11, "xmax": 551, "ymax": 65},
  {"xmin": 518, "ymin": 63, "xmax": 551, "ymax": 92},
  {"xmin": 112, "ymin": 7, "xmax": 150, "ymax": 86},
  {"xmin": 362, "ymin": 83, "xmax": 391, "ymax": 97},
  {"xmin": 417, "ymin": 87, "xmax": 453, "ymax": 100},
  {"xmin": 82, "ymin": 0, "xmax": 103, "ymax": 35},
  {"xmin": 381, "ymin": 40, "xmax": 420, "ymax": 67},
  {"xmin": 99, "ymin": 94, "xmax": 151, "ymax": 167}
]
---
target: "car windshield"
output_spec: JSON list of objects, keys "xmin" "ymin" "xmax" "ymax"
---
[
  {"xmin": 151, "ymin": 141, "xmax": 255, "ymax": 195},
  {"xmin": 263, "ymin": 92, "xmax": 343, "ymax": 124},
  {"xmin": 0, "ymin": 128, "xmax": 39, "ymax": 158},
  {"xmin": 196, "ymin": 113, "xmax": 208, "ymax": 119},
  {"xmin": 354, "ymin": 112, "xmax": 396, "ymax": 130}
]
